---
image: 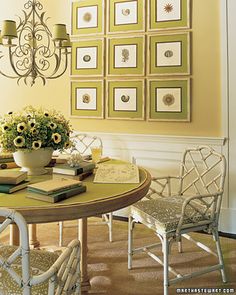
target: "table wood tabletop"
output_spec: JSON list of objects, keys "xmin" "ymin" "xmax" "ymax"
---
[{"xmin": 0, "ymin": 165, "xmax": 151, "ymax": 223}]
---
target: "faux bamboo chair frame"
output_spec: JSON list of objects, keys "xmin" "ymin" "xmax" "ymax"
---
[
  {"xmin": 128, "ymin": 146, "xmax": 227, "ymax": 295},
  {"xmin": 59, "ymin": 133, "xmax": 113, "ymax": 246},
  {"xmin": 0, "ymin": 208, "xmax": 81, "ymax": 295}
]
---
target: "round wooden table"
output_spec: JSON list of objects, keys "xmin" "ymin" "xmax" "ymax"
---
[{"xmin": 0, "ymin": 164, "xmax": 151, "ymax": 293}]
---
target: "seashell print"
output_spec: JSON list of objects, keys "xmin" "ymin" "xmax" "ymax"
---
[
  {"xmin": 122, "ymin": 48, "xmax": 130, "ymax": 63},
  {"xmin": 164, "ymin": 50, "xmax": 174, "ymax": 58},
  {"xmin": 82, "ymin": 94, "xmax": 91, "ymax": 104},
  {"xmin": 122, "ymin": 8, "xmax": 131, "ymax": 16},
  {"xmin": 83, "ymin": 12, "xmax": 92, "ymax": 22},
  {"xmin": 163, "ymin": 94, "xmax": 175, "ymax": 106},
  {"xmin": 121, "ymin": 95, "xmax": 130, "ymax": 103},
  {"xmin": 83, "ymin": 55, "xmax": 91, "ymax": 62}
]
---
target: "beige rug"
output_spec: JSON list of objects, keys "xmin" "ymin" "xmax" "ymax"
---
[{"xmin": 35, "ymin": 218, "xmax": 236, "ymax": 295}]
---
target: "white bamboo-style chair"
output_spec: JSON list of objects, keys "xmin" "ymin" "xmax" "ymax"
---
[
  {"xmin": 0, "ymin": 208, "xmax": 81, "ymax": 295},
  {"xmin": 128, "ymin": 146, "xmax": 227, "ymax": 295},
  {"xmin": 58, "ymin": 133, "xmax": 113, "ymax": 246}
]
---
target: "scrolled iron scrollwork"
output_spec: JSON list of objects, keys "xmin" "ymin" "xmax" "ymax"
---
[{"xmin": 0, "ymin": 0, "xmax": 70, "ymax": 86}]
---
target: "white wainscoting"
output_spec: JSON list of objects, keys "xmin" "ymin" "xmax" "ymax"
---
[{"xmin": 74, "ymin": 131, "xmax": 235, "ymax": 233}]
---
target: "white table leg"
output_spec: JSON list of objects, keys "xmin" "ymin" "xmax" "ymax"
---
[
  {"xmin": 10, "ymin": 224, "xmax": 40, "ymax": 248},
  {"xmin": 10, "ymin": 224, "xmax": 19, "ymax": 246},
  {"xmin": 29, "ymin": 224, "xmax": 40, "ymax": 248}
]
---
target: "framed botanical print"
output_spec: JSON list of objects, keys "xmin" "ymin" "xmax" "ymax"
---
[
  {"xmin": 148, "ymin": 78, "xmax": 190, "ymax": 121},
  {"xmin": 71, "ymin": 80, "xmax": 104, "ymax": 118},
  {"xmin": 107, "ymin": 80, "xmax": 145, "ymax": 120},
  {"xmin": 149, "ymin": 0, "xmax": 190, "ymax": 31},
  {"xmin": 71, "ymin": 0, "xmax": 104, "ymax": 36},
  {"xmin": 71, "ymin": 39, "xmax": 104, "ymax": 77},
  {"xmin": 107, "ymin": 36, "xmax": 145, "ymax": 76},
  {"xmin": 108, "ymin": 0, "xmax": 145, "ymax": 33},
  {"xmin": 148, "ymin": 32, "xmax": 190, "ymax": 75}
]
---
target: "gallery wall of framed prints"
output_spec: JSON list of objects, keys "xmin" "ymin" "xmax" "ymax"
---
[{"xmin": 70, "ymin": 0, "xmax": 191, "ymax": 122}]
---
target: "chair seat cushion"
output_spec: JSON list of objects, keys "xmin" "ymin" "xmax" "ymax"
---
[
  {"xmin": 0, "ymin": 246, "xmax": 59, "ymax": 295},
  {"xmin": 131, "ymin": 196, "xmax": 211, "ymax": 234}
]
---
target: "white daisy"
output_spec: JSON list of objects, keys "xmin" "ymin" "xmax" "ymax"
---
[
  {"xmin": 30, "ymin": 127, "xmax": 37, "ymax": 135},
  {"xmin": 17, "ymin": 122, "xmax": 27, "ymax": 133},
  {"xmin": 32, "ymin": 140, "xmax": 42, "ymax": 150},
  {"xmin": 28, "ymin": 119, "xmax": 36, "ymax": 128},
  {"xmin": 52, "ymin": 133, "xmax": 61, "ymax": 144},
  {"xmin": 48, "ymin": 122, "xmax": 57, "ymax": 130},
  {"xmin": 13, "ymin": 136, "xmax": 25, "ymax": 147},
  {"xmin": 2, "ymin": 123, "xmax": 9, "ymax": 132},
  {"xmin": 64, "ymin": 141, "xmax": 72, "ymax": 149}
]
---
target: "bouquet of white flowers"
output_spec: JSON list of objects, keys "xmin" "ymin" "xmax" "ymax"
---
[{"xmin": 0, "ymin": 106, "xmax": 73, "ymax": 152}]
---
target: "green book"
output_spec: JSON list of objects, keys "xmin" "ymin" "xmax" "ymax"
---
[
  {"xmin": 0, "ymin": 157, "xmax": 14, "ymax": 164},
  {"xmin": 27, "ymin": 185, "xmax": 87, "ymax": 203},
  {"xmin": 0, "ymin": 180, "xmax": 29, "ymax": 194},
  {"xmin": 27, "ymin": 178, "xmax": 83, "ymax": 195},
  {"xmin": 53, "ymin": 162, "xmax": 95, "ymax": 176}
]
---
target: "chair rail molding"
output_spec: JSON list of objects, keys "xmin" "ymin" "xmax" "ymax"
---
[{"xmin": 74, "ymin": 131, "xmax": 235, "ymax": 233}]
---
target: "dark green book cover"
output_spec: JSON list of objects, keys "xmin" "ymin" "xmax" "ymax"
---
[
  {"xmin": 0, "ymin": 157, "xmax": 14, "ymax": 164},
  {"xmin": 0, "ymin": 180, "xmax": 29, "ymax": 194},
  {"xmin": 53, "ymin": 162, "xmax": 95, "ymax": 176},
  {"xmin": 27, "ymin": 185, "xmax": 87, "ymax": 203}
]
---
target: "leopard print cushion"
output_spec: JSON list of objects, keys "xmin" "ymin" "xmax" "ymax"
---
[
  {"xmin": 0, "ymin": 246, "xmax": 59, "ymax": 295},
  {"xmin": 131, "ymin": 196, "xmax": 211, "ymax": 233}
]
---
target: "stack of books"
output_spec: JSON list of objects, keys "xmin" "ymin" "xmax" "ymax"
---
[
  {"xmin": 0, "ymin": 171, "xmax": 28, "ymax": 193},
  {"xmin": 52, "ymin": 161, "xmax": 95, "ymax": 180},
  {"xmin": 0, "ymin": 153, "xmax": 18, "ymax": 169},
  {"xmin": 27, "ymin": 178, "xmax": 86, "ymax": 203}
]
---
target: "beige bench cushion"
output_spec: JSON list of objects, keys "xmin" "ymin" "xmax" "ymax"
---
[{"xmin": 0, "ymin": 246, "xmax": 59, "ymax": 295}]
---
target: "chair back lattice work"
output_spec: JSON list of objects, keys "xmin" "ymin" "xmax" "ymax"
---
[
  {"xmin": 145, "ymin": 146, "xmax": 226, "ymax": 233},
  {"xmin": 179, "ymin": 146, "xmax": 226, "ymax": 196},
  {"xmin": 177, "ymin": 146, "xmax": 226, "ymax": 229},
  {"xmin": 0, "ymin": 208, "xmax": 81, "ymax": 295},
  {"xmin": 67, "ymin": 134, "xmax": 103, "ymax": 156}
]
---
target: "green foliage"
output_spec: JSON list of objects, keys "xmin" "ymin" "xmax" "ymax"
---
[{"xmin": 0, "ymin": 106, "xmax": 73, "ymax": 152}]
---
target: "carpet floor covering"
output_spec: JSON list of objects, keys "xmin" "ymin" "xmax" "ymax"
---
[{"xmin": 35, "ymin": 218, "xmax": 236, "ymax": 295}]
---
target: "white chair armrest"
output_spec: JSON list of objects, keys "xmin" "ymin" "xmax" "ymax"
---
[
  {"xmin": 176, "ymin": 191, "xmax": 224, "ymax": 235},
  {"xmin": 30, "ymin": 239, "xmax": 80, "ymax": 286}
]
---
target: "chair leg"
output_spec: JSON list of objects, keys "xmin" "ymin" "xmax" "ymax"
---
[
  {"xmin": 163, "ymin": 234, "xmax": 169, "ymax": 295},
  {"xmin": 59, "ymin": 221, "xmax": 63, "ymax": 247},
  {"xmin": 108, "ymin": 212, "xmax": 113, "ymax": 242},
  {"xmin": 128, "ymin": 215, "xmax": 134, "ymax": 270},
  {"xmin": 212, "ymin": 229, "xmax": 227, "ymax": 283}
]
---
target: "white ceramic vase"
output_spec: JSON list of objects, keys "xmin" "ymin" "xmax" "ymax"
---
[{"xmin": 13, "ymin": 148, "xmax": 53, "ymax": 175}]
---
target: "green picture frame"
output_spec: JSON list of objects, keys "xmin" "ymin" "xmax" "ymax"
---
[
  {"xmin": 149, "ymin": 0, "xmax": 190, "ymax": 31},
  {"xmin": 148, "ymin": 32, "xmax": 190, "ymax": 75},
  {"xmin": 107, "ymin": 36, "xmax": 145, "ymax": 76},
  {"xmin": 108, "ymin": 0, "xmax": 145, "ymax": 33},
  {"xmin": 71, "ymin": 0, "xmax": 104, "ymax": 36},
  {"xmin": 107, "ymin": 80, "xmax": 145, "ymax": 120},
  {"xmin": 148, "ymin": 78, "xmax": 190, "ymax": 121},
  {"xmin": 71, "ymin": 39, "xmax": 104, "ymax": 77},
  {"xmin": 71, "ymin": 80, "xmax": 104, "ymax": 119}
]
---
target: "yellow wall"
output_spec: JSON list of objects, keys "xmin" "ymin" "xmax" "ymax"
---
[{"xmin": 0, "ymin": 0, "xmax": 221, "ymax": 136}]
